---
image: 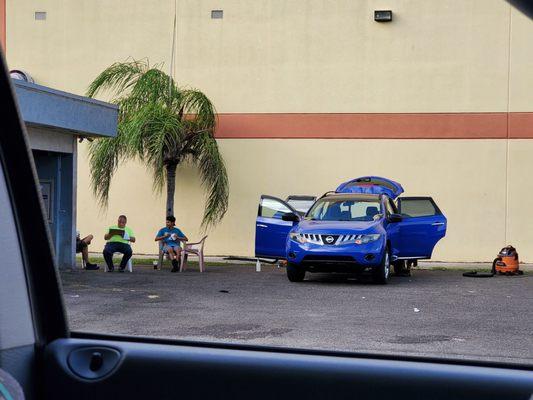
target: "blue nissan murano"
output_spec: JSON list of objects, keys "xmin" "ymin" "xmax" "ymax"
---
[{"xmin": 255, "ymin": 177, "xmax": 447, "ymax": 284}]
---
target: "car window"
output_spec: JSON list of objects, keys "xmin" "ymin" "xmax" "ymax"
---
[
  {"xmin": 6, "ymin": 1, "xmax": 532, "ymax": 369},
  {"xmin": 308, "ymin": 198, "xmax": 381, "ymax": 221},
  {"xmin": 343, "ymin": 178, "xmax": 396, "ymax": 192},
  {"xmin": 0, "ymin": 162, "xmax": 35, "ymax": 351},
  {"xmin": 286, "ymin": 199, "xmax": 315, "ymax": 215},
  {"xmin": 259, "ymin": 197, "xmax": 292, "ymax": 219},
  {"xmin": 399, "ymin": 199, "xmax": 439, "ymax": 217}
]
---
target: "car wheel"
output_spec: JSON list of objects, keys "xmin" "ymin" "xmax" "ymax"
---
[
  {"xmin": 287, "ymin": 262, "xmax": 306, "ymax": 282},
  {"xmin": 373, "ymin": 247, "xmax": 391, "ymax": 284},
  {"xmin": 393, "ymin": 260, "xmax": 411, "ymax": 277}
]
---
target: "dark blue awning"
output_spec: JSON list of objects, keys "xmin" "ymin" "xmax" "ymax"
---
[{"xmin": 13, "ymin": 80, "xmax": 118, "ymax": 138}]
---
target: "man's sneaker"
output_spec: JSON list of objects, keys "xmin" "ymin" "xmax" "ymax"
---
[
  {"xmin": 107, "ymin": 267, "xmax": 114, "ymax": 272},
  {"xmin": 118, "ymin": 268, "xmax": 125, "ymax": 273},
  {"xmin": 171, "ymin": 259, "xmax": 180, "ymax": 273},
  {"xmin": 85, "ymin": 263, "xmax": 99, "ymax": 270}
]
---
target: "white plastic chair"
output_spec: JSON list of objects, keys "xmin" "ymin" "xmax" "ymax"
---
[
  {"xmin": 103, "ymin": 253, "xmax": 133, "ymax": 272},
  {"xmin": 180, "ymin": 236, "xmax": 208, "ymax": 272},
  {"xmin": 156, "ymin": 244, "xmax": 173, "ymax": 270}
]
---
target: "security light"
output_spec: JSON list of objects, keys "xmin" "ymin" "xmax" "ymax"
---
[
  {"xmin": 35, "ymin": 11, "xmax": 47, "ymax": 20},
  {"xmin": 211, "ymin": 10, "xmax": 223, "ymax": 19},
  {"xmin": 374, "ymin": 10, "xmax": 392, "ymax": 22}
]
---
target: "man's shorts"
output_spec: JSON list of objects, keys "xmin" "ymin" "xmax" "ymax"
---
[
  {"xmin": 162, "ymin": 244, "xmax": 181, "ymax": 253},
  {"xmin": 76, "ymin": 239, "xmax": 87, "ymax": 253}
]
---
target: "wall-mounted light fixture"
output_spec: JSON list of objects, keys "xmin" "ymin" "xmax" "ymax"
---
[
  {"xmin": 211, "ymin": 10, "xmax": 223, "ymax": 19},
  {"xmin": 35, "ymin": 11, "xmax": 47, "ymax": 21},
  {"xmin": 374, "ymin": 10, "xmax": 392, "ymax": 22}
]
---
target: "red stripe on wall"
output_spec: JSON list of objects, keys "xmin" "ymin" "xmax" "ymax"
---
[
  {"xmin": 509, "ymin": 113, "xmax": 533, "ymax": 139},
  {"xmin": 214, "ymin": 112, "xmax": 533, "ymax": 139},
  {"xmin": 0, "ymin": 0, "xmax": 5, "ymax": 52}
]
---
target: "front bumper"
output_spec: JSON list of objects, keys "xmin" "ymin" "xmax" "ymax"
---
[{"xmin": 286, "ymin": 237, "xmax": 385, "ymax": 269}]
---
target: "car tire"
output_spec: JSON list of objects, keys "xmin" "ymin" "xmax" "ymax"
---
[
  {"xmin": 373, "ymin": 246, "xmax": 391, "ymax": 284},
  {"xmin": 287, "ymin": 262, "xmax": 306, "ymax": 282}
]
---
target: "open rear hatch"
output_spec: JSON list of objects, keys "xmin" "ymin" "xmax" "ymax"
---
[{"xmin": 336, "ymin": 176, "xmax": 404, "ymax": 199}]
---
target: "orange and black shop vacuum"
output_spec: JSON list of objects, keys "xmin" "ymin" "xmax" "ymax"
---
[{"xmin": 463, "ymin": 246, "xmax": 524, "ymax": 277}]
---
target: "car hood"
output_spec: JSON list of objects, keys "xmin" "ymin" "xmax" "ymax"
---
[{"xmin": 295, "ymin": 219, "xmax": 383, "ymax": 234}]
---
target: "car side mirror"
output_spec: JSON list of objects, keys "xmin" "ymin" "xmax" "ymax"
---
[
  {"xmin": 282, "ymin": 212, "xmax": 300, "ymax": 223},
  {"xmin": 388, "ymin": 213, "xmax": 403, "ymax": 223}
]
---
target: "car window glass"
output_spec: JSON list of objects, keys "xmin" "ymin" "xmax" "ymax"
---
[
  {"xmin": 0, "ymin": 164, "xmax": 35, "ymax": 350},
  {"xmin": 345, "ymin": 178, "xmax": 396, "ymax": 191},
  {"xmin": 259, "ymin": 198, "xmax": 291, "ymax": 219},
  {"xmin": 308, "ymin": 198, "xmax": 381, "ymax": 221},
  {"xmin": 399, "ymin": 199, "xmax": 438, "ymax": 217},
  {"xmin": 286, "ymin": 199, "xmax": 315, "ymax": 214},
  {"xmin": 11, "ymin": 1, "xmax": 531, "ymax": 368}
]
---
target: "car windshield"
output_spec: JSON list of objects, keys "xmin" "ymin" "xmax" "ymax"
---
[{"xmin": 307, "ymin": 198, "xmax": 382, "ymax": 221}]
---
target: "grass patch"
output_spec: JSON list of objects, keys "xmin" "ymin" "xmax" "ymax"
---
[{"xmin": 76, "ymin": 256, "xmax": 253, "ymax": 267}]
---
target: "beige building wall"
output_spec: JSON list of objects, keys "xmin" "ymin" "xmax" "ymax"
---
[
  {"xmin": 6, "ymin": 1, "xmax": 533, "ymax": 261},
  {"xmin": 6, "ymin": 0, "xmax": 521, "ymax": 112},
  {"xmin": 77, "ymin": 138, "xmax": 527, "ymax": 262}
]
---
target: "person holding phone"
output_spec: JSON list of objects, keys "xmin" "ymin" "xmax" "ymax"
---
[
  {"xmin": 103, "ymin": 215, "xmax": 135, "ymax": 272},
  {"xmin": 155, "ymin": 215, "xmax": 188, "ymax": 272}
]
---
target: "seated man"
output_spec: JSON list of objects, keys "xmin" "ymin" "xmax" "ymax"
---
[
  {"xmin": 76, "ymin": 231, "xmax": 98, "ymax": 270},
  {"xmin": 103, "ymin": 215, "xmax": 135, "ymax": 272},
  {"xmin": 155, "ymin": 215, "xmax": 188, "ymax": 273}
]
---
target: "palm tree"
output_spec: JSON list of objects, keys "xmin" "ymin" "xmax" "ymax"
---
[{"xmin": 86, "ymin": 59, "xmax": 228, "ymax": 228}]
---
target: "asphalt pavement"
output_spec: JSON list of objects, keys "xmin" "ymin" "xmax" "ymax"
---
[{"xmin": 60, "ymin": 264, "xmax": 533, "ymax": 366}]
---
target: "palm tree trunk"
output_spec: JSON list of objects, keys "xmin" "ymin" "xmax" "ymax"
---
[{"xmin": 166, "ymin": 163, "xmax": 177, "ymax": 216}]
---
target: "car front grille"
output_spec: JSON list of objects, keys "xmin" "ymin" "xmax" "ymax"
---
[{"xmin": 301, "ymin": 233, "xmax": 358, "ymax": 245}]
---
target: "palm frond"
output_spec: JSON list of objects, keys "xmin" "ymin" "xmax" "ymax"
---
[
  {"xmin": 87, "ymin": 131, "xmax": 128, "ymax": 207},
  {"xmin": 130, "ymin": 68, "xmax": 180, "ymax": 106},
  {"xmin": 180, "ymin": 89, "xmax": 216, "ymax": 129},
  {"xmin": 86, "ymin": 59, "xmax": 148, "ymax": 99},
  {"xmin": 192, "ymin": 131, "xmax": 229, "ymax": 228},
  {"xmin": 129, "ymin": 104, "xmax": 185, "ymax": 192}
]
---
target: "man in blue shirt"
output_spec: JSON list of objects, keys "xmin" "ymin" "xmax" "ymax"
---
[{"xmin": 155, "ymin": 215, "xmax": 188, "ymax": 272}]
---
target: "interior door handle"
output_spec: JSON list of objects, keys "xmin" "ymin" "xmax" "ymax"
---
[
  {"xmin": 68, "ymin": 347, "xmax": 121, "ymax": 380},
  {"xmin": 257, "ymin": 224, "xmax": 268, "ymax": 228},
  {"xmin": 432, "ymin": 222, "xmax": 445, "ymax": 226}
]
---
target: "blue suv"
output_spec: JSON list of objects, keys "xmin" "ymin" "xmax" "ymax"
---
[{"xmin": 255, "ymin": 177, "xmax": 447, "ymax": 284}]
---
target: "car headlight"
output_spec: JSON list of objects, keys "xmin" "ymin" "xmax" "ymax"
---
[
  {"xmin": 355, "ymin": 234, "xmax": 381, "ymax": 245},
  {"xmin": 289, "ymin": 232, "xmax": 307, "ymax": 244}
]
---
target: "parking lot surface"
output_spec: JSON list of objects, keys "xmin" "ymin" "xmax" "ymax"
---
[{"xmin": 61, "ymin": 264, "xmax": 533, "ymax": 365}]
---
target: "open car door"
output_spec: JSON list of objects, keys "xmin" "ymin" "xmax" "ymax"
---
[
  {"xmin": 396, "ymin": 197, "xmax": 447, "ymax": 259},
  {"xmin": 255, "ymin": 195, "xmax": 299, "ymax": 259}
]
